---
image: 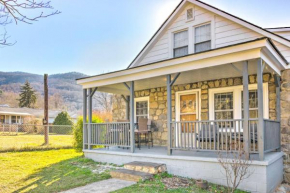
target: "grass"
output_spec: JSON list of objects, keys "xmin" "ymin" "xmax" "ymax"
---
[
  {"xmin": 0, "ymin": 149, "xmax": 111, "ymax": 193},
  {"xmin": 0, "ymin": 133, "xmax": 73, "ymax": 152},
  {"xmin": 114, "ymin": 173, "xmax": 247, "ymax": 193}
]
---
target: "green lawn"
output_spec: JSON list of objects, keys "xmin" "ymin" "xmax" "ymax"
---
[
  {"xmin": 0, "ymin": 134, "xmax": 73, "ymax": 152},
  {"xmin": 0, "ymin": 149, "xmax": 111, "ymax": 193}
]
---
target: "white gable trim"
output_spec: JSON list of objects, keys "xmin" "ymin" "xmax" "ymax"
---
[
  {"xmin": 128, "ymin": 0, "xmax": 187, "ymax": 68},
  {"xmin": 128, "ymin": 0, "xmax": 290, "ymax": 68},
  {"xmin": 189, "ymin": 0, "xmax": 290, "ymax": 47}
]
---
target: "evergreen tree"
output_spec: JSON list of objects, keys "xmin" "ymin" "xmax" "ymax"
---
[
  {"xmin": 18, "ymin": 81, "xmax": 37, "ymax": 108},
  {"xmin": 53, "ymin": 111, "xmax": 73, "ymax": 125}
]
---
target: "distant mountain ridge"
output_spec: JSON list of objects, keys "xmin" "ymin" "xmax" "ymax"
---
[{"xmin": 0, "ymin": 71, "xmax": 88, "ymax": 111}]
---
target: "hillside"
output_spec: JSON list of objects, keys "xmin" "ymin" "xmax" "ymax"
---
[{"xmin": 0, "ymin": 71, "xmax": 87, "ymax": 111}]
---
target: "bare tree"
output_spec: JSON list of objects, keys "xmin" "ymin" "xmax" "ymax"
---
[
  {"xmin": 217, "ymin": 150, "xmax": 254, "ymax": 193},
  {"xmin": 93, "ymin": 92, "xmax": 113, "ymax": 113},
  {"xmin": 0, "ymin": 0, "xmax": 60, "ymax": 46}
]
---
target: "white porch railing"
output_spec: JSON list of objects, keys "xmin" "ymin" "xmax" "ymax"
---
[{"xmin": 84, "ymin": 122, "xmax": 130, "ymax": 148}]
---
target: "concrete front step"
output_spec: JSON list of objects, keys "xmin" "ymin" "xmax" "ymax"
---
[
  {"xmin": 124, "ymin": 161, "xmax": 167, "ymax": 174},
  {"xmin": 110, "ymin": 169, "xmax": 153, "ymax": 182}
]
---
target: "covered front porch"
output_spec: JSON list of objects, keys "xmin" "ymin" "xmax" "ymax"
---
[{"xmin": 78, "ymin": 38, "xmax": 285, "ymax": 162}]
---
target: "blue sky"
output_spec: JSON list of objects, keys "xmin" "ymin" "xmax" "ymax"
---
[{"xmin": 0, "ymin": 0, "xmax": 289, "ymax": 76}]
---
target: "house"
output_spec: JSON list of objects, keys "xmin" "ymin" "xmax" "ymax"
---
[
  {"xmin": 0, "ymin": 106, "xmax": 77, "ymax": 124},
  {"xmin": 76, "ymin": 0, "xmax": 290, "ymax": 192}
]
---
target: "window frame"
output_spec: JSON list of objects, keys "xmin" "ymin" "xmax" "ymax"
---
[
  {"xmin": 209, "ymin": 83, "xmax": 269, "ymax": 120},
  {"xmin": 134, "ymin": 96, "xmax": 150, "ymax": 123},
  {"xmin": 194, "ymin": 23, "xmax": 211, "ymax": 53},
  {"xmin": 173, "ymin": 30, "xmax": 189, "ymax": 58}
]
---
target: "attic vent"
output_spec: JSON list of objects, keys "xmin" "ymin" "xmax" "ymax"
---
[{"xmin": 186, "ymin": 8, "xmax": 193, "ymax": 20}]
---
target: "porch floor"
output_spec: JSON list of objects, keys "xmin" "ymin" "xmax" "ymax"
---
[{"xmin": 87, "ymin": 145, "xmax": 280, "ymax": 163}]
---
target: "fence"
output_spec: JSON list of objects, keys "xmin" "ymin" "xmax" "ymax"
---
[{"xmin": 0, "ymin": 124, "xmax": 74, "ymax": 152}]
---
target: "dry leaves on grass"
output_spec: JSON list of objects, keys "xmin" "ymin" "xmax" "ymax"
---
[{"xmin": 161, "ymin": 177, "xmax": 193, "ymax": 189}]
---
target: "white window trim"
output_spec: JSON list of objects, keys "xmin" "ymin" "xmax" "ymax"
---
[
  {"xmin": 175, "ymin": 89, "xmax": 201, "ymax": 121},
  {"xmin": 168, "ymin": 17, "xmax": 215, "ymax": 58},
  {"xmin": 208, "ymin": 83, "xmax": 269, "ymax": 120},
  {"xmin": 134, "ymin": 96, "xmax": 150, "ymax": 122}
]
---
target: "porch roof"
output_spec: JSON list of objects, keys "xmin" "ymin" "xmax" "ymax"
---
[{"xmin": 77, "ymin": 38, "xmax": 287, "ymax": 94}]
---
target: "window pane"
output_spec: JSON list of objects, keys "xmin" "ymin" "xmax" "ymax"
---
[
  {"xmin": 241, "ymin": 90, "xmax": 258, "ymax": 119},
  {"xmin": 215, "ymin": 111, "xmax": 233, "ymax": 120},
  {"xmin": 12, "ymin": 116, "xmax": 16, "ymax": 123},
  {"xmin": 174, "ymin": 46, "xmax": 188, "ymax": 57},
  {"xmin": 136, "ymin": 101, "xmax": 148, "ymax": 119},
  {"xmin": 242, "ymin": 90, "xmax": 258, "ymax": 108},
  {"xmin": 195, "ymin": 41, "xmax": 211, "ymax": 53},
  {"xmin": 174, "ymin": 30, "xmax": 188, "ymax": 48},
  {"xmin": 195, "ymin": 24, "xmax": 211, "ymax": 43},
  {"xmin": 214, "ymin": 92, "xmax": 233, "ymax": 110}
]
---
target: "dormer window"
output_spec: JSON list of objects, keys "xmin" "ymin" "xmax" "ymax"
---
[
  {"xmin": 186, "ymin": 8, "xmax": 193, "ymax": 20},
  {"xmin": 173, "ymin": 30, "xmax": 188, "ymax": 58},
  {"xmin": 195, "ymin": 24, "xmax": 211, "ymax": 53}
]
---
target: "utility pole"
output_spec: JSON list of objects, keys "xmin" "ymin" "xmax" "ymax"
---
[{"xmin": 44, "ymin": 74, "xmax": 49, "ymax": 145}]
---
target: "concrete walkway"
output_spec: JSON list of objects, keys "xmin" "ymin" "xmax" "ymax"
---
[{"xmin": 61, "ymin": 178, "xmax": 136, "ymax": 193}]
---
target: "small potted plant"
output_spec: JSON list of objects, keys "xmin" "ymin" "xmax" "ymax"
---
[{"xmin": 195, "ymin": 179, "xmax": 208, "ymax": 189}]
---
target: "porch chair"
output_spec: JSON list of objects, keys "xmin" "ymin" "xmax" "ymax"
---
[
  {"xmin": 231, "ymin": 124, "xmax": 258, "ymax": 151},
  {"xmin": 196, "ymin": 124, "xmax": 218, "ymax": 149},
  {"xmin": 135, "ymin": 117, "xmax": 153, "ymax": 149}
]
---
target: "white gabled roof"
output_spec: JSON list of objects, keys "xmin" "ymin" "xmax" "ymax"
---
[{"xmin": 128, "ymin": 0, "xmax": 290, "ymax": 68}]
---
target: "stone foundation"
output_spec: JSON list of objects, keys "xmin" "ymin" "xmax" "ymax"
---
[{"xmin": 112, "ymin": 73, "xmax": 276, "ymax": 146}]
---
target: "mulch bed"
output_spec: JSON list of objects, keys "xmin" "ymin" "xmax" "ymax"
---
[{"xmin": 161, "ymin": 177, "xmax": 193, "ymax": 189}]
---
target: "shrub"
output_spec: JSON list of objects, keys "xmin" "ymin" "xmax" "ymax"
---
[
  {"xmin": 73, "ymin": 115, "xmax": 103, "ymax": 151},
  {"xmin": 53, "ymin": 111, "xmax": 73, "ymax": 126},
  {"xmin": 52, "ymin": 111, "xmax": 74, "ymax": 134}
]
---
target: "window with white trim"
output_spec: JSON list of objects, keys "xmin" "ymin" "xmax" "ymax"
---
[
  {"xmin": 209, "ymin": 84, "xmax": 269, "ymax": 120},
  {"xmin": 173, "ymin": 30, "xmax": 188, "ymax": 58},
  {"xmin": 186, "ymin": 8, "xmax": 193, "ymax": 20},
  {"xmin": 195, "ymin": 24, "xmax": 211, "ymax": 53},
  {"xmin": 135, "ymin": 97, "xmax": 149, "ymax": 122}
]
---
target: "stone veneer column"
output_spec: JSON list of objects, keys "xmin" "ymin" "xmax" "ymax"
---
[
  {"xmin": 281, "ymin": 69, "xmax": 290, "ymax": 150},
  {"xmin": 280, "ymin": 69, "xmax": 290, "ymax": 183}
]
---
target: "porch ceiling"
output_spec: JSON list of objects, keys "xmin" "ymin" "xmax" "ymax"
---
[{"xmin": 97, "ymin": 59, "xmax": 276, "ymax": 95}]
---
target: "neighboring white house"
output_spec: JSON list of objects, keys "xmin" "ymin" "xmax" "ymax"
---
[
  {"xmin": 0, "ymin": 106, "xmax": 77, "ymax": 124},
  {"xmin": 76, "ymin": 0, "xmax": 290, "ymax": 192}
]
